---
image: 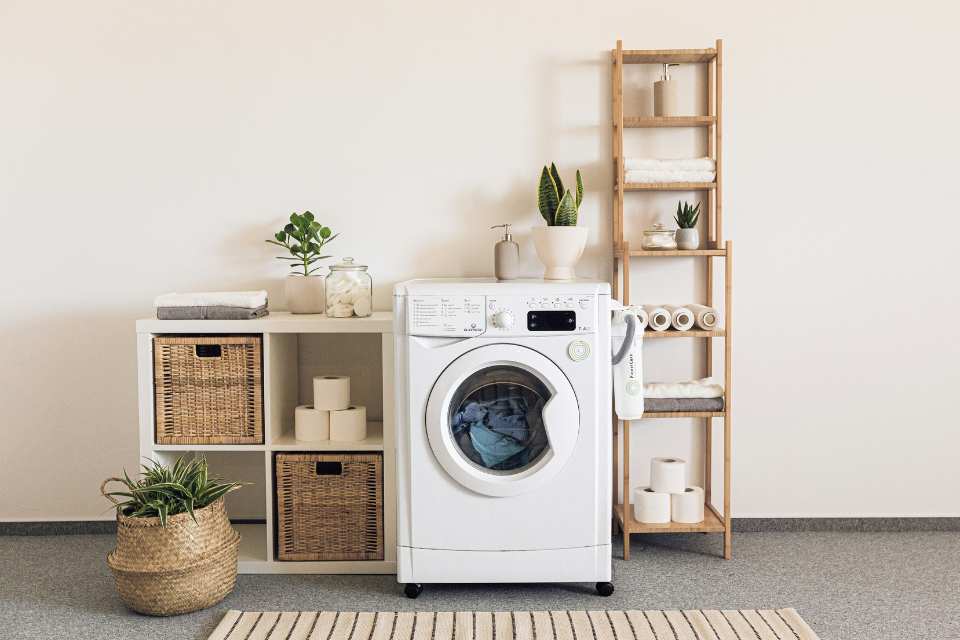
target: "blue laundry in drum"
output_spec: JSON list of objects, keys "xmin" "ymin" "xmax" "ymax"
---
[{"xmin": 451, "ymin": 396, "xmax": 531, "ymax": 468}]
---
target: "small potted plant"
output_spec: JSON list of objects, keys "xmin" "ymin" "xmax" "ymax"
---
[
  {"xmin": 267, "ymin": 211, "xmax": 338, "ymax": 314},
  {"xmin": 533, "ymin": 163, "xmax": 588, "ymax": 280},
  {"xmin": 102, "ymin": 456, "xmax": 245, "ymax": 616},
  {"xmin": 674, "ymin": 200, "xmax": 701, "ymax": 250}
]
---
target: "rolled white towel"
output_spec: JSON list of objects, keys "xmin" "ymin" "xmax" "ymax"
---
[
  {"xmin": 154, "ymin": 290, "xmax": 268, "ymax": 309},
  {"xmin": 644, "ymin": 377, "xmax": 724, "ymax": 399},
  {"xmin": 625, "ymin": 170, "xmax": 716, "ymax": 184},
  {"xmin": 686, "ymin": 304, "xmax": 719, "ymax": 330},
  {"xmin": 625, "ymin": 157, "xmax": 716, "ymax": 172},
  {"xmin": 643, "ymin": 305, "xmax": 671, "ymax": 332},
  {"xmin": 663, "ymin": 305, "xmax": 695, "ymax": 331}
]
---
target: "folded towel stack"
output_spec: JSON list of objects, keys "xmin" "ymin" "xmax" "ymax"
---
[
  {"xmin": 644, "ymin": 377, "xmax": 725, "ymax": 414},
  {"xmin": 625, "ymin": 157, "xmax": 716, "ymax": 184},
  {"xmin": 154, "ymin": 291, "xmax": 269, "ymax": 320}
]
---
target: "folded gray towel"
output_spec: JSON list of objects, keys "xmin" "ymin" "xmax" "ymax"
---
[
  {"xmin": 156, "ymin": 305, "xmax": 269, "ymax": 320},
  {"xmin": 644, "ymin": 397, "xmax": 725, "ymax": 413}
]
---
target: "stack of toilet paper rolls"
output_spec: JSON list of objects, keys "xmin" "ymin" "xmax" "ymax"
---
[
  {"xmin": 632, "ymin": 457, "xmax": 705, "ymax": 524},
  {"xmin": 294, "ymin": 375, "xmax": 368, "ymax": 442}
]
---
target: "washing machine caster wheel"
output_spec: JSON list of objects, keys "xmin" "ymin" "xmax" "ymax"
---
[
  {"xmin": 404, "ymin": 583, "xmax": 423, "ymax": 599},
  {"xmin": 596, "ymin": 582, "xmax": 615, "ymax": 597}
]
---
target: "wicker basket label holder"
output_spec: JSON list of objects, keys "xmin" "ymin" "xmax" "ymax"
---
[
  {"xmin": 275, "ymin": 453, "xmax": 384, "ymax": 561},
  {"xmin": 153, "ymin": 335, "xmax": 264, "ymax": 445}
]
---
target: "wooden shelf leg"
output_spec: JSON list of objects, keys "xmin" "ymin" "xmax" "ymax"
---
[
  {"xmin": 622, "ymin": 418, "xmax": 631, "ymax": 561},
  {"xmin": 723, "ymin": 240, "xmax": 732, "ymax": 560}
]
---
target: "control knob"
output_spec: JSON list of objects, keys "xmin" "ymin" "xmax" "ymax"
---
[{"xmin": 491, "ymin": 310, "xmax": 515, "ymax": 329}]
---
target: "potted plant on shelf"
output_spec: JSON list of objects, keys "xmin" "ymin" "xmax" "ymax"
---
[
  {"xmin": 267, "ymin": 211, "xmax": 338, "ymax": 314},
  {"xmin": 533, "ymin": 163, "xmax": 588, "ymax": 280},
  {"xmin": 101, "ymin": 456, "xmax": 245, "ymax": 616},
  {"xmin": 674, "ymin": 200, "xmax": 701, "ymax": 250}
]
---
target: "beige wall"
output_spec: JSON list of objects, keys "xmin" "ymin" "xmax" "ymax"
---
[{"xmin": 2, "ymin": 1, "xmax": 958, "ymax": 520}]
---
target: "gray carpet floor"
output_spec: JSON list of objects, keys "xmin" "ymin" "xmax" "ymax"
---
[{"xmin": 1, "ymin": 531, "xmax": 958, "ymax": 640}]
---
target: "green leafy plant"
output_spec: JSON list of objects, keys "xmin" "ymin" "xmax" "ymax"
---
[
  {"xmin": 537, "ymin": 163, "xmax": 584, "ymax": 226},
  {"xmin": 674, "ymin": 201, "xmax": 701, "ymax": 229},
  {"xmin": 103, "ymin": 456, "xmax": 244, "ymax": 527},
  {"xmin": 266, "ymin": 211, "xmax": 338, "ymax": 276}
]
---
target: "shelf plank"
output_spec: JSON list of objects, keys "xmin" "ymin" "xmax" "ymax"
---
[
  {"xmin": 136, "ymin": 311, "xmax": 393, "ymax": 335},
  {"xmin": 641, "ymin": 411, "xmax": 725, "ymax": 419},
  {"xmin": 152, "ymin": 443, "xmax": 267, "ymax": 452},
  {"xmin": 270, "ymin": 421, "xmax": 384, "ymax": 451},
  {"xmin": 622, "ymin": 49, "xmax": 717, "ymax": 64},
  {"xmin": 644, "ymin": 329, "xmax": 724, "ymax": 338},
  {"xmin": 617, "ymin": 248, "xmax": 727, "ymax": 257},
  {"xmin": 615, "ymin": 503, "xmax": 726, "ymax": 534},
  {"xmin": 624, "ymin": 182, "xmax": 716, "ymax": 191},
  {"xmin": 623, "ymin": 116, "xmax": 715, "ymax": 128}
]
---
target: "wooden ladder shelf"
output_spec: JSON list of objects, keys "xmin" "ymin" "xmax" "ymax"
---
[{"xmin": 611, "ymin": 39, "xmax": 732, "ymax": 560}]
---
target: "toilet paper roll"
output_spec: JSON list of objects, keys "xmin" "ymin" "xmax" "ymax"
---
[
  {"xmin": 632, "ymin": 487, "xmax": 671, "ymax": 524},
  {"xmin": 671, "ymin": 486, "xmax": 705, "ymax": 524},
  {"xmin": 643, "ymin": 305, "xmax": 671, "ymax": 332},
  {"xmin": 686, "ymin": 304, "xmax": 718, "ymax": 330},
  {"xmin": 650, "ymin": 457, "xmax": 687, "ymax": 494},
  {"xmin": 664, "ymin": 305, "xmax": 695, "ymax": 331},
  {"xmin": 312, "ymin": 375, "xmax": 350, "ymax": 411},
  {"xmin": 294, "ymin": 405, "xmax": 330, "ymax": 441},
  {"xmin": 330, "ymin": 405, "xmax": 367, "ymax": 441}
]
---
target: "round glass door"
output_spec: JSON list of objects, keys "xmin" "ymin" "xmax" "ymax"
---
[
  {"xmin": 448, "ymin": 366, "xmax": 550, "ymax": 474},
  {"xmin": 425, "ymin": 344, "xmax": 580, "ymax": 497}
]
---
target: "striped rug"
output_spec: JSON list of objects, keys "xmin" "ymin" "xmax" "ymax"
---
[{"xmin": 208, "ymin": 609, "xmax": 820, "ymax": 640}]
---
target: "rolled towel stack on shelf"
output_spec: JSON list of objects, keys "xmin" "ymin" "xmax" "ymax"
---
[
  {"xmin": 294, "ymin": 375, "xmax": 368, "ymax": 442},
  {"xmin": 644, "ymin": 377, "xmax": 725, "ymax": 413},
  {"xmin": 625, "ymin": 157, "xmax": 716, "ymax": 184},
  {"xmin": 633, "ymin": 457, "xmax": 704, "ymax": 524},
  {"xmin": 642, "ymin": 304, "xmax": 719, "ymax": 332},
  {"xmin": 154, "ymin": 291, "xmax": 269, "ymax": 320}
]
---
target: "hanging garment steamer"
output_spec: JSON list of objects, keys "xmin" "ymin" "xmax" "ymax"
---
[{"xmin": 611, "ymin": 304, "xmax": 644, "ymax": 420}]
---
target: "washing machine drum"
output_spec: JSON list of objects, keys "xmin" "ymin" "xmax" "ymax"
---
[{"xmin": 425, "ymin": 344, "xmax": 579, "ymax": 497}]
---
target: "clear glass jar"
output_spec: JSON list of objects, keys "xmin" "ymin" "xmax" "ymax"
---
[
  {"xmin": 325, "ymin": 257, "xmax": 372, "ymax": 317},
  {"xmin": 641, "ymin": 223, "xmax": 678, "ymax": 250}
]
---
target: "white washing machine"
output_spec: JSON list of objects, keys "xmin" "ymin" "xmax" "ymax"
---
[{"xmin": 393, "ymin": 278, "xmax": 613, "ymax": 598}]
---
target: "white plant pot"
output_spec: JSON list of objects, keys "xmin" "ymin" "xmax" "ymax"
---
[
  {"xmin": 284, "ymin": 275, "xmax": 325, "ymax": 314},
  {"xmin": 675, "ymin": 228, "xmax": 700, "ymax": 250},
  {"xmin": 532, "ymin": 226, "xmax": 589, "ymax": 280}
]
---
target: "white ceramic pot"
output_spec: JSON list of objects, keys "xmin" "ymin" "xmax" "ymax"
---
[
  {"xmin": 532, "ymin": 226, "xmax": 589, "ymax": 280},
  {"xmin": 284, "ymin": 275, "xmax": 325, "ymax": 314},
  {"xmin": 675, "ymin": 228, "xmax": 700, "ymax": 250}
]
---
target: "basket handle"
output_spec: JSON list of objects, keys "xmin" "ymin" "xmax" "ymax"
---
[
  {"xmin": 315, "ymin": 461, "xmax": 343, "ymax": 476},
  {"xmin": 195, "ymin": 344, "xmax": 222, "ymax": 358},
  {"xmin": 100, "ymin": 477, "xmax": 125, "ymax": 505}
]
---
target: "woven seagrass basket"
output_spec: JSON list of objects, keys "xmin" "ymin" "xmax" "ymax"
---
[{"xmin": 102, "ymin": 483, "xmax": 240, "ymax": 616}]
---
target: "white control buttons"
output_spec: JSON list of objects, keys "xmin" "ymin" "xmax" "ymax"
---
[
  {"xmin": 491, "ymin": 310, "xmax": 515, "ymax": 329},
  {"xmin": 567, "ymin": 340, "xmax": 591, "ymax": 361}
]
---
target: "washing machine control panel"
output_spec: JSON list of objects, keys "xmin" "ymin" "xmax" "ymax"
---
[
  {"xmin": 408, "ymin": 295, "xmax": 486, "ymax": 336},
  {"xmin": 407, "ymin": 293, "xmax": 596, "ymax": 336}
]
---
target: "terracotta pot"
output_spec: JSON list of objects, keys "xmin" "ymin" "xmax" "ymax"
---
[
  {"xmin": 532, "ymin": 226, "xmax": 589, "ymax": 280},
  {"xmin": 284, "ymin": 275, "xmax": 325, "ymax": 314}
]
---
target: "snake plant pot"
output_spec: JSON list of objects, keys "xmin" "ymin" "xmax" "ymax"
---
[
  {"xmin": 532, "ymin": 226, "xmax": 589, "ymax": 280},
  {"xmin": 675, "ymin": 228, "xmax": 700, "ymax": 250},
  {"xmin": 285, "ymin": 275, "xmax": 325, "ymax": 314}
]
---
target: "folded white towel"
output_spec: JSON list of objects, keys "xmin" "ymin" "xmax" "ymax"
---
[
  {"xmin": 626, "ymin": 170, "xmax": 716, "ymax": 183},
  {"xmin": 644, "ymin": 377, "xmax": 724, "ymax": 399},
  {"xmin": 625, "ymin": 157, "xmax": 716, "ymax": 172},
  {"xmin": 154, "ymin": 290, "xmax": 268, "ymax": 309}
]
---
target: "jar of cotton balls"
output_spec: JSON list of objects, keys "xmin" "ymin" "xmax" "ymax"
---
[{"xmin": 325, "ymin": 257, "xmax": 372, "ymax": 317}]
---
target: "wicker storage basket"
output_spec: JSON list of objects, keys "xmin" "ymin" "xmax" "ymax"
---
[
  {"xmin": 102, "ymin": 490, "xmax": 240, "ymax": 616},
  {"xmin": 275, "ymin": 453, "xmax": 383, "ymax": 561},
  {"xmin": 153, "ymin": 335, "xmax": 263, "ymax": 445}
]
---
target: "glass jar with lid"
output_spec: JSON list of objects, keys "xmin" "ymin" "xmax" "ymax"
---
[
  {"xmin": 325, "ymin": 257, "xmax": 372, "ymax": 317},
  {"xmin": 640, "ymin": 223, "xmax": 678, "ymax": 250}
]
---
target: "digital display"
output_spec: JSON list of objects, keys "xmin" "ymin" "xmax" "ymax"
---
[{"xmin": 527, "ymin": 310, "xmax": 576, "ymax": 331}]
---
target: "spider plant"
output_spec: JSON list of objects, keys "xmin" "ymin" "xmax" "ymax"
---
[
  {"xmin": 103, "ymin": 456, "xmax": 244, "ymax": 527},
  {"xmin": 674, "ymin": 201, "xmax": 701, "ymax": 229}
]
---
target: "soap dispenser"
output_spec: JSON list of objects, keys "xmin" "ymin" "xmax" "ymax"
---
[
  {"xmin": 653, "ymin": 63, "xmax": 680, "ymax": 116},
  {"xmin": 490, "ymin": 224, "xmax": 520, "ymax": 281}
]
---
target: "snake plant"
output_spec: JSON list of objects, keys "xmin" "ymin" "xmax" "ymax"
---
[
  {"xmin": 537, "ymin": 163, "xmax": 583, "ymax": 226},
  {"xmin": 103, "ymin": 456, "xmax": 244, "ymax": 527},
  {"xmin": 674, "ymin": 201, "xmax": 701, "ymax": 229}
]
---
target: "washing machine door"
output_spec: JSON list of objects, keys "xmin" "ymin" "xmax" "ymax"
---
[{"xmin": 425, "ymin": 343, "xmax": 579, "ymax": 497}]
